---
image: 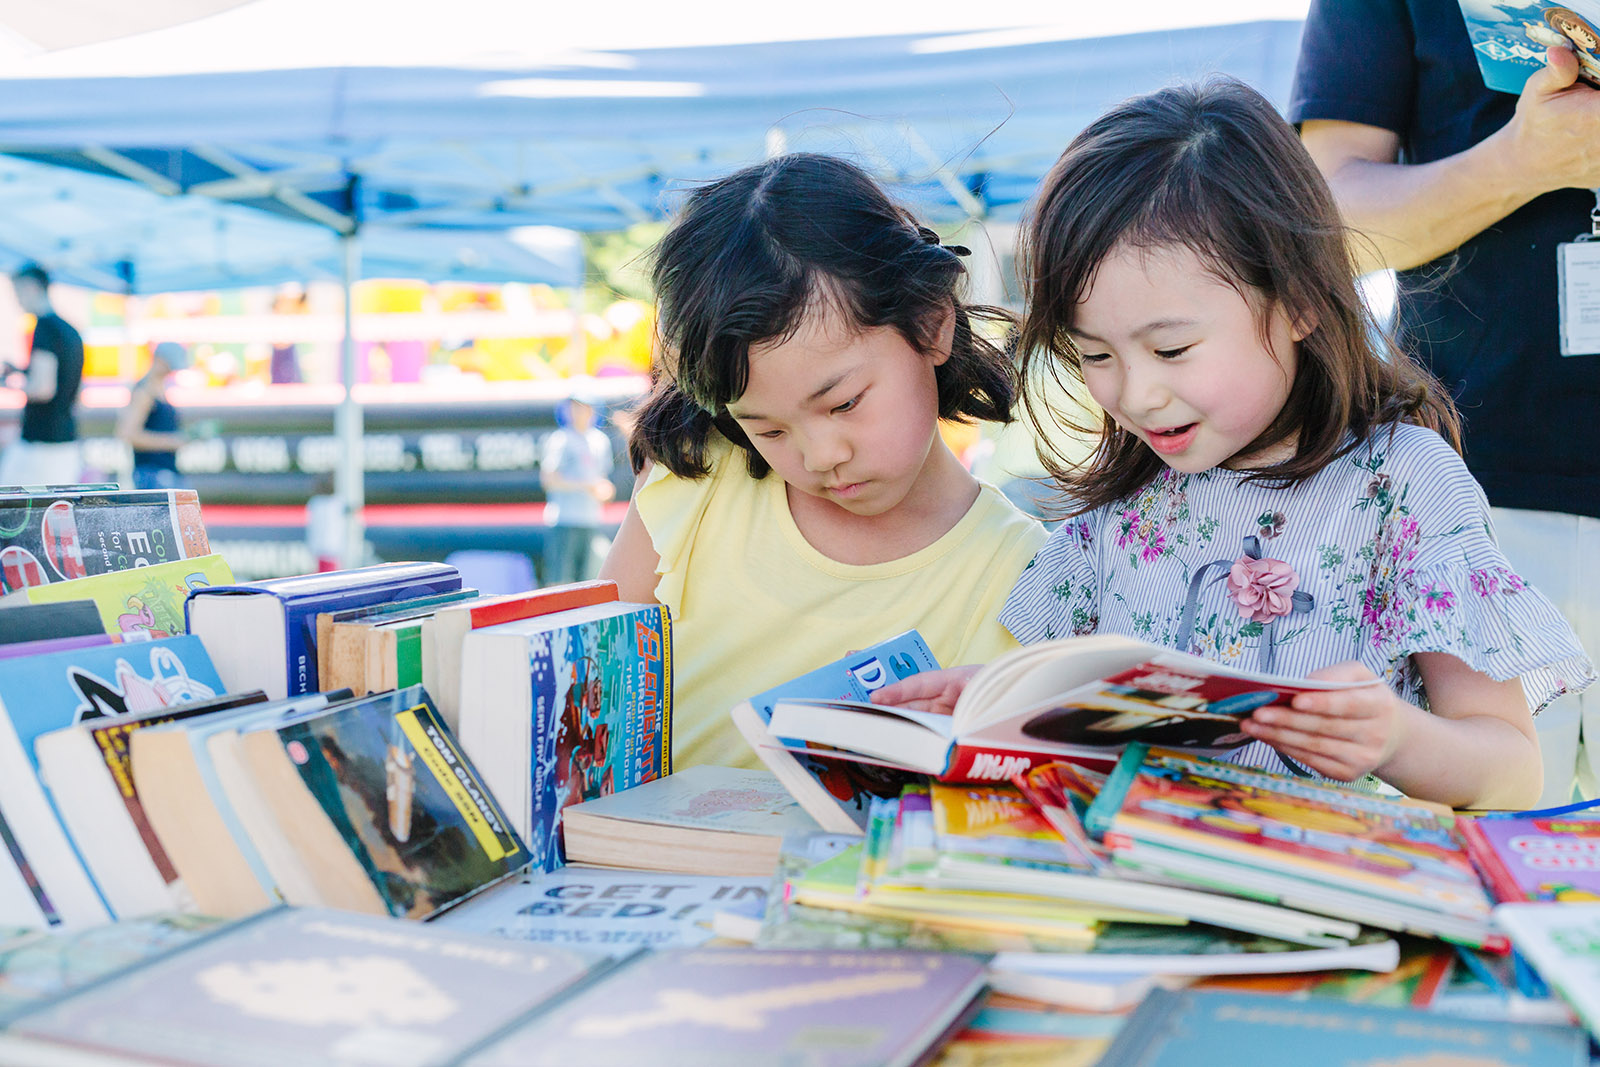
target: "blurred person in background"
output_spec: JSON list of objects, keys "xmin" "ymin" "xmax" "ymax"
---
[
  {"xmin": 540, "ymin": 391, "xmax": 614, "ymax": 585},
  {"xmin": 116, "ymin": 342, "xmax": 190, "ymax": 490},
  {"xmin": 0, "ymin": 263, "xmax": 85, "ymax": 486}
]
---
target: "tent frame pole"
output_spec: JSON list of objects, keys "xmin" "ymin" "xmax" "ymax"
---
[{"xmin": 335, "ymin": 231, "xmax": 365, "ymax": 568}]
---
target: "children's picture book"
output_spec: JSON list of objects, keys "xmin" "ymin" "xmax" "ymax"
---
[
  {"xmin": 185, "ymin": 561, "xmax": 462, "ymax": 699},
  {"xmin": 35, "ymin": 689, "xmax": 269, "ymax": 919},
  {"xmin": 1458, "ymin": 0, "xmax": 1600, "ymax": 92},
  {"xmin": 236, "ymin": 685, "xmax": 531, "ymax": 919},
  {"xmin": 0, "ymin": 487, "xmax": 210, "ymax": 595},
  {"xmin": 434, "ymin": 866, "xmax": 769, "ymax": 953},
  {"xmin": 928, "ymin": 782, "xmax": 1081, "ymax": 869},
  {"xmin": 458, "ymin": 601, "xmax": 672, "ymax": 872},
  {"xmin": 560, "ymin": 765, "xmax": 818, "ymax": 877},
  {"xmin": 1095, "ymin": 986, "xmax": 1588, "ymax": 1066},
  {"xmin": 0, "ymin": 907, "xmax": 611, "ymax": 1067},
  {"xmin": 1, "ymin": 553, "xmax": 234, "ymax": 641},
  {"xmin": 1086, "ymin": 744, "xmax": 1500, "ymax": 948},
  {"xmin": 422, "ymin": 579, "xmax": 620, "ymax": 733},
  {"xmin": 1494, "ymin": 902, "xmax": 1600, "ymax": 1038},
  {"xmin": 460, "ymin": 946, "xmax": 988, "ymax": 1067},
  {"xmin": 766, "ymin": 635, "xmax": 1376, "ymax": 784},
  {"xmin": 730, "ymin": 630, "xmax": 940, "ymax": 835},
  {"xmin": 1460, "ymin": 811, "xmax": 1600, "ymax": 902},
  {"xmin": 0, "ymin": 635, "xmax": 225, "ymax": 929}
]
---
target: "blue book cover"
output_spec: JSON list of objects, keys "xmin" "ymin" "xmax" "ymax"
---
[
  {"xmin": 737, "ymin": 631, "xmax": 939, "ymax": 833},
  {"xmin": 528, "ymin": 605, "xmax": 671, "ymax": 871},
  {"xmin": 1458, "ymin": 0, "xmax": 1600, "ymax": 92},
  {"xmin": 0, "ymin": 637, "xmax": 224, "ymax": 927},
  {"xmin": 1099, "ymin": 987, "xmax": 1588, "ymax": 1066},
  {"xmin": 186, "ymin": 561, "xmax": 459, "ymax": 697}
]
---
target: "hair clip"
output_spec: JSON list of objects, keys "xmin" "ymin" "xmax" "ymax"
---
[{"xmin": 916, "ymin": 226, "xmax": 971, "ymax": 258}]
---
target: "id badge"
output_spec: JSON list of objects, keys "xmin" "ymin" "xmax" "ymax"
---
[{"xmin": 1558, "ymin": 239, "xmax": 1600, "ymax": 357}]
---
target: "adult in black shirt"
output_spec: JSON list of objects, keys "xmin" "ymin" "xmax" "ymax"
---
[
  {"xmin": 1290, "ymin": 0, "xmax": 1600, "ymax": 805},
  {"xmin": 2, "ymin": 263, "xmax": 85, "ymax": 486}
]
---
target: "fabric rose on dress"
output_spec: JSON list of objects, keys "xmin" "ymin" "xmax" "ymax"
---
[{"xmin": 1226, "ymin": 555, "xmax": 1300, "ymax": 623}]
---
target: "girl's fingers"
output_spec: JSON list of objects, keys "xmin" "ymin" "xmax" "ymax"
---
[{"xmin": 1248, "ymin": 706, "xmax": 1366, "ymax": 741}]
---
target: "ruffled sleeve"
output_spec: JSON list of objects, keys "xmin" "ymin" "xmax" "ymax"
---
[
  {"xmin": 632, "ymin": 439, "xmax": 733, "ymax": 616},
  {"xmin": 1363, "ymin": 430, "xmax": 1594, "ymax": 715},
  {"xmin": 998, "ymin": 512, "xmax": 1102, "ymax": 644}
]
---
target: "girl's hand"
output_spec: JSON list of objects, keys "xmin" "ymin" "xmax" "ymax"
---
[
  {"xmin": 1239, "ymin": 661, "xmax": 1418, "ymax": 782},
  {"xmin": 870, "ymin": 666, "xmax": 983, "ymax": 715}
]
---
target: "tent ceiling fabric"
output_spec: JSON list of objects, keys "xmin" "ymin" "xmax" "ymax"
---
[
  {"xmin": 0, "ymin": 5, "xmax": 1307, "ymax": 233},
  {"xmin": 0, "ymin": 0, "xmax": 252, "ymax": 54}
]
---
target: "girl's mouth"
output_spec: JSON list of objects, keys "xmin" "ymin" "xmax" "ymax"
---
[{"xmin": 1146, "ymin": 424, "xmax": 1198, "ymax": 455}]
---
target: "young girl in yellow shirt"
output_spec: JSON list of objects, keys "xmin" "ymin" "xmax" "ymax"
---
[{"xmin": 601, "ymin": 154, "xmax": 1045, "ymax": 769}]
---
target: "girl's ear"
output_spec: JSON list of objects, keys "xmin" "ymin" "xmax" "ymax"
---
[
  {"xmin": 931, "ymin": 303, "xmax": 957, "ymax": 367},
  {"xmin": 1290, "ymin": 310, "xmax": 1318, "ymax": 342}
]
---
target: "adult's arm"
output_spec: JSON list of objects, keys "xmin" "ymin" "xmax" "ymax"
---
[
  {"xmin": 1301, "ymin": 48, "xmax": 1600, "ymax": 273},
  {"xmin": 114, "ymin": 383, "xmax": 186, "ymax": 452},
  {"xmin": 22, "ymin": 351, "xmax": 58, "ymax": 402}
]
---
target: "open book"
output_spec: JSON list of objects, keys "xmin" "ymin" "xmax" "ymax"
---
[
  {"xmin": 766, "ymin": 635, "xmax": 1377, "ymax": 783},
  {"xmin": 1458, "ymin": 0, "xmax": 1600, "ymax": 93}
]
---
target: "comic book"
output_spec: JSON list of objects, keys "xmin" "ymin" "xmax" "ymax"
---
[
  {"xmin": 1459, "ymin": 810, "xmax": 1600, "ymax": 902},
  {"xmin": 1457, "ymin": 0, "xmax": 1600, "ymax": 92},
  {"xmin": 1, "ymin": 554, "xmax": 233, "ymax": 641}
]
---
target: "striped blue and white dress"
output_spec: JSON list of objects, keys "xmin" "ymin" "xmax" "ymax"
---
[{"xmin": 999, "ymin": 422, "xmax": 1594, "ymax": 788}]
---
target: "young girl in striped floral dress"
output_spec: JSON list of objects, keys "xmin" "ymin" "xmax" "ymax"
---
[{"xmin": 878, "ymin": 79, "xmax": 1592, "ymax": 810}]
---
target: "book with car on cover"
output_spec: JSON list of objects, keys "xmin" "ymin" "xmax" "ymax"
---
[
  {"xmin": 766, "ymin": 635, "xmax": 1376, "ymax": 785},
  {"xmin": 0, "ymin": 907, "xmax": 613, "ymax": 1067},
  {"xmin": 0, "ymin": 635, "xmax": 226, "ymax": 929},
  {"xmin": 1460, "ymin": 811, "xmax": 1600, "ymax": 902},
  {"xmin": 185, "ymin": 561, "xmax": 461, "ymax": 699},
  {"xmin": 458, "ymin": 601, "xmax": 671, "ymax": 872},
  {"xmin": 0, "ymin": 487, "xmax": 210, "ymax": 595},
  {"xmin": 1086, "ymin": 744, "xmax": 1500, "ymax": 948},
  {"xmin": 731, "ymin": 630, "xmax": 941, "ymax": 835},
  {"xmin": 1458, "ymin": 0, "xmax": 1600, "ymax": 92},
  {"xmin": 461, "ymin": 946, "xmax": 988, "ymax": 1067}
]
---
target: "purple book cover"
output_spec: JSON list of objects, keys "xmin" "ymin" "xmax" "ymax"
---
[
  {"xmin": 0, "ymin": 634, "xmax": 112, "ymax": 661},
  {"xmin": 466, "ymin": 947, "xmax": 987, "ymax": 1067},
  {"xmin": 1469, "ymin": 815, "xmax": 1600, "ymax": 902}
]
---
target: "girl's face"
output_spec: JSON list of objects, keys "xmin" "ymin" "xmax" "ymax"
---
[
  {"xmin": 1070, "ymin": 241, "xmax": 1304, "ymax": 474},
  {"xmin": 727, "ymin": 303, "xmax": 950, "ymax": 518}
]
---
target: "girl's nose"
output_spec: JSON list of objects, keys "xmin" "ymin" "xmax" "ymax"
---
[
  {"xmin": 1120, "ymin": 361, "xmax": 1172, "ymax": 419},
  {"xmin": 802, "ymin": 428, "xmax": 850, "ymax": 473}
]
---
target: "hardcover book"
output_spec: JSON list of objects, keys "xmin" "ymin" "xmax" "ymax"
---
[
  {"xmin": 185, "ymin": 561, "xmax": 461, "ymax": 699},
  {"xmin": 730, "ymin": 630, "xmax": 940, "ymax": 835},
  {"xmin": 1460, "ymin": 811, "xmax": 1600, "ymax": 902},
  {"xmin": 1100, "ymin": 986, "xmax": 1588, "ymax": 1066},
  {"xmin": 462, "ymin": 946, "xmax": 988, "ymax": 1067},
  {"xmin": 2, "ymin": 553, "xmax": 234, "ymax": 641},
  {"xmin": 1086, "ymin": 744, "xmax": 1499, "ymax": 947},
  {"xmin": 232, "ymin": 686, "xmax": 531, "ymax": 919},
  {"xmin": 766, "ymin": 635, "xmax": 1374, "ymax": 785},
  {"xmin": 459, "ymin": 602, "xmax": 672, "ymax": 872},
  {"xmin": 1458, "ymin": 0, "xmax": 1600, "ymax": 92},
  {"xmin": 0, "ymin": 488, "xmax": 210, "ymax": 595},
  {"xmin": 0, "ymin": 907, "xmax": 611, "ymax": 1067},
  {"xmin": 0, "ymin": 636, "xmax": 225, "ymax": 928},
  {"xmin": 433, "ymin": 866, "xmax": 769, "ymax": 953}
]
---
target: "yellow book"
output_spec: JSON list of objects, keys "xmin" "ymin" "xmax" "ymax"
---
[{"xmin": 2, "ymin": 554, "xmax": 233, "ymax": 640}]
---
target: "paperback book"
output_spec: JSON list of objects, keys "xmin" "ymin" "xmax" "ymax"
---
[
  {"xmin": 1457, "ymin": 0, "xmax": 1600, "ymax": 92},
  {"xmin": 730, "ymin": 630, "xmax": 940, "ymax": 834},
  {"xmin": 1460, "ymin": 811, "xmax": 1600, "ymax": 902},
  {"xmin": 766, "ymin": 635, "xmax": 1374, "ymax": 784},
  {"xmin": 2, "ymin": 553, "xmax": 234, "ymax": 641},
  {"xmin": 1494, "ymin": 902, "xmax": 1600, "ymax": 1039},
  {"xmin": 458, "ymin": 601, "xmax": 672, "ymax": 871},
  {"xmin": 0, "ymin": 487, "xmax": 210, "ymax": 595}
]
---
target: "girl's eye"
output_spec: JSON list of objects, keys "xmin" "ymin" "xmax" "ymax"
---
[
  {"xmin": 831, "ymin": 393, "xmax": 864, "ymax": 415},
  {"xmin": 1155, "ymin": 346, "xmax": 1194, "ymax": 359},
  {"xmin": 1078, "ymin": 352, "xmax": 1111, "ymax": 364},
  {"xmin": 756, "ymin": 429, "xmax": 785, "ymax": 440}
]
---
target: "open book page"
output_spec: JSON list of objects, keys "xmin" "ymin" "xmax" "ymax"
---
[{"xmin": 1458, "ymin": 0, "xmax": 1600, "ymax": 92}]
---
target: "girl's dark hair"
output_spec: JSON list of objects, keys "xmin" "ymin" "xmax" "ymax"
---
[
  {"xmin": 630, "ymin": 152, "xmax": 1019, "ymax": 478},
  {"xmin": 1018, "ymin": 77, "xmax": 1462, "ymax": 513}
]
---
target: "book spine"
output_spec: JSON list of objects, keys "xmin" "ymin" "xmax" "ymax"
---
[
  {"xmin": 395, "ymin": 626, "xmax": 424, "ymax": 689},
  {"xmin": 280, "ymin": 573, "xmax": 462, "ymax": 694},
  {"xmin": 467, "ymin": 579, "xmax": 619, "ymax": 628},
  {"xmin": 1082, "ymin": 743, "xmax": 1149, "ymax": 840},
  {"xmin": 1457, "ymin": 819, "xmax": 1536, "ymax": 904}
]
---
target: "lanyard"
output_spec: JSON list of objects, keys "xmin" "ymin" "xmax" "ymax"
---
[{"xmin": 1587, "ymin": 188, "xmax": 1600, "ymax": 240}]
